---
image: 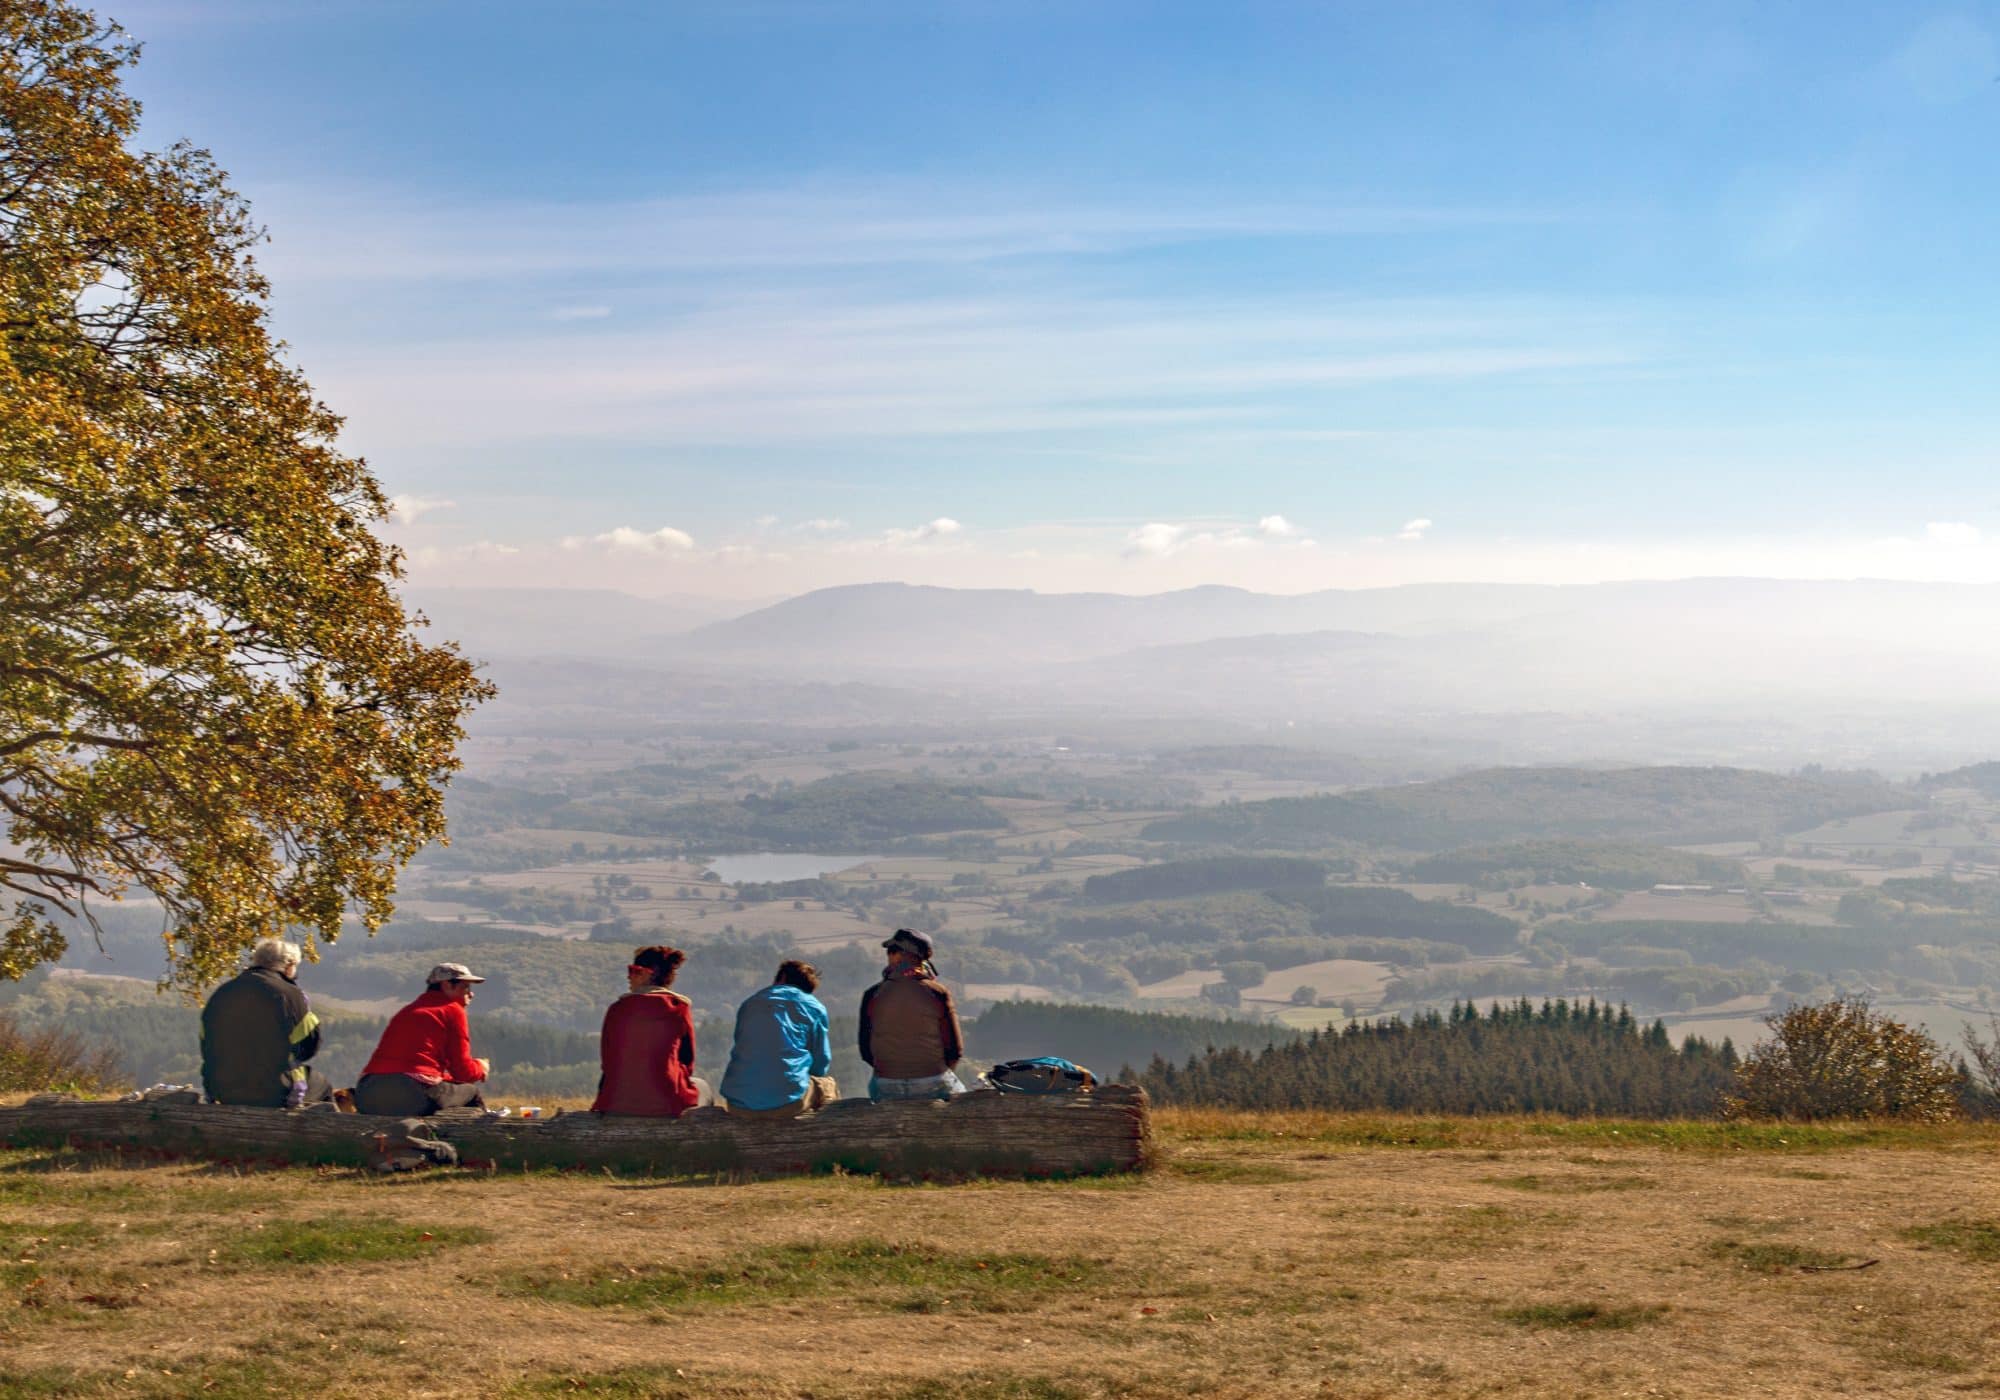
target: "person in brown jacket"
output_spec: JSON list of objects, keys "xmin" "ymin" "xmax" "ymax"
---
[{"xmin": 858, "ymin": 928, "xmax": 968, "ymax": 1101}]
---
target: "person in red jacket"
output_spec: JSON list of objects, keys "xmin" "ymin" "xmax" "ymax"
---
[
  {"xmin": 354, "ymin": 963, "xmax": 491, "ymax": 1116},
  {"xmin": 592, "ymin": 945, "xmax": 713, "ymax": 1116}
]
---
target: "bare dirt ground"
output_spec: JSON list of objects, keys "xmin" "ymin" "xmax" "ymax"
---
[{"xmin": 1, "ymin": 1112, "xmax": 1995, "ymax": 1398}]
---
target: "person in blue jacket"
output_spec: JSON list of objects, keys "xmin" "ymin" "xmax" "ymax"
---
[{"xmin": 720, "ymin": 960, "xmax": 838, "ymax": 1118}]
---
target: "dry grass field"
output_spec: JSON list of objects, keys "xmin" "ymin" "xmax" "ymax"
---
[{"xmin": 2, "ymin": 1112, "xmax": 1996, "ymax": 1398}]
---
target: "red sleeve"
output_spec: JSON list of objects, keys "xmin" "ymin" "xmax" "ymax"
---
[
  {"xmin": 443, "ymin": 1002, "xmax": 484, "ymax": 1082},
  {"xmin": 677, "ymin": 999, "xmax": 696, "ymax": 1070}
]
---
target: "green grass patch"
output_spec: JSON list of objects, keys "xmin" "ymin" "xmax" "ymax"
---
[
  {"xmin": 1499, "ymin": 1301, "xmax": 1669, "ymax": 1330},
  {"xmin": 1706, "ymin": 1238, "xmax": 1858, "ymax": 1273},
  {"xmin": 1166, "ymin": 1157, "xmax": 1308, "ymax": 1185},
  {"xmin": 0, "ymin": 1219, "xmax": 107, "ymax": 1251},
  {"xmin": 1350, "ymin": 1204, "xmax": 1557, "ymax": 1263},
  {"xmin": 506, "ymin": 1237, "xmax": 1115, "ymax": 1315},
  {"xmin": 0, "ymin": 1152, "xmax": 297, "ymax": 1212},
  {"xmin": 1868, "ymin": 1342, "xmax": 1973, "ymax": 1375},
  {"xmin": 0, "ymin": 1358, "xmax": 308, "ymax": 1399},
  {"xmin": 1900, "ymin": 1219, "xmax": 2000, "ymax": 1262},
  {"xmin": 210, "ymin": 1216, "xmax": 490, "ymax": 1267},
  {"xmin": 1481, "ymin": 1173, "xmax": 1655, "ymax": 1194}
]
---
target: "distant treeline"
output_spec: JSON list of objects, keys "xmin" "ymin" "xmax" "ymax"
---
[
  {"xmin": 443, "ymin": 770, "xmax": 1010, "ymax": 853},
  {"xmin": 1384, "ymin": 962, "xmax": 1767, "ymax": 1011},
  {"xmin": 1918, "ymin": 760, "xmax": 2000, "ymax": 797},
  {"xmin": 1140, "ymin": 999, "xmax": 1740, "ymax": 1116},
  {"xmin": 1082, "ymin": 856, "xmax": 1331, "ymax": 903},
  {"xmin": 1054, "ymin": 886, "xmax": 1519, "ymax": 958},
  {"xmin": 1405, "ymin": 840, "xmax": 1748, "ymax": 891},
  {"xmin": 566, "ymin": 773, "xmax": 1006, "ymax": 848},
  {"xmin": 1277, "ymin": 886, "xmax": 1521, "ymax": 953},
  {"xmin": 1142, "ymin": 766, "xmax": 1904, "ymax": 851},
  {"xmin": 1149, "ymin": 745, "xmax": 1391, "ymax": 785},
  {"xmin": 1541, "ymin": 917, "xmax": 1989, "ymax": 974}
]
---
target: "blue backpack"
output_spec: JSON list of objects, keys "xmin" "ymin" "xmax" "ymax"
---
[{"xmin": 984, "ymin": 1057, "xmax": 1097, "ymax": 1094}]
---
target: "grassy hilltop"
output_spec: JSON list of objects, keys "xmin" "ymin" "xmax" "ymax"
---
[{"xmin": 1, "ymin": 1111, "xmax": 1995, "ymax": 1399}]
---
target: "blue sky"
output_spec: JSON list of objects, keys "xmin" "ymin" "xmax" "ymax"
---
[{"xmin": 123, "ymin": 1, "xmax": 2000, "ymax": 595}]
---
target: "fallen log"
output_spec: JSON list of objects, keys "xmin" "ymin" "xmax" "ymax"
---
[{"xmin": 0, "ymin": 1086, "xmax": 1154, "ymax": 1178}]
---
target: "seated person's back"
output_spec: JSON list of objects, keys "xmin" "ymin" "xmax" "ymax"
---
[
  {"xmin": 200, "ymin": 937, "xmax": 331, "ymax": 1108},
  {"xmin": 721, "ymin": 960, "xmax": 836, "ymax": 1116},
  {"xmin": 593, "ymin": 945, "xmax": 710, "ymax": 1116},
  {"xmin": 859, "ymin": 928, "xmax": 968, "ymax": 1099},
  {"xmin": 354, "ymin": 963, "xmax": 490, "ymax": 1116}
]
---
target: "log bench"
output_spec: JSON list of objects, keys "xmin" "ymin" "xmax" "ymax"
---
[{"xmin": 0, "ymin": 1085, "xmax": 1154, "ymax": 1178}]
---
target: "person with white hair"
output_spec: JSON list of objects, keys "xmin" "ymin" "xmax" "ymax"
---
[{"xmin": 199, "ymin": 937, "xmax": 333, "ymax": 1108}]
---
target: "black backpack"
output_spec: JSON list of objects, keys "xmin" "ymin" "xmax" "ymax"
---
[
  {"xmin": 362, "ymin": 1119, "xmax": 460, "ymax": 1173},
  {"xmin": 984, "ymin": 1057, "xmax": 1098, "ymax": 1094}
]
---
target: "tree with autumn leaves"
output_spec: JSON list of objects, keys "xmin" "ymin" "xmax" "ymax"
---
[
  {"xmin": 1, "ymin": 3, "xmax": 490, "ymax": 985},
  {"xmin": 1725, "ymin": 996, "xmax": 1962, "ymax": 1123}
]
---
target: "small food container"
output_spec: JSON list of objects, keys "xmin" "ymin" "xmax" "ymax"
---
[{"xmin": 517, "ymin": 1105, "xmax": 542, "ymax": 1120}]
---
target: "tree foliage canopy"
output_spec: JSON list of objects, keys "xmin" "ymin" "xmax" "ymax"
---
[
  {"xmin": 0, "ymin": 2, "xmax": 490, "ymax": 984},
  {"xmin": 1725, "ymin": 997, "xmax": 1960, "ymax": 1123}
]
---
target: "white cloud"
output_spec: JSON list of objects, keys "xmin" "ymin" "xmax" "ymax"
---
[
  {"xmin": 1258, "ymin": 514, "xmax": 1301, "ymax": 538},
  {"xmin": 753, "ymin": 514, "xmax": 779, "ymax": 528},
  {"xmin": 1397, "ymin": 517, "xmax": 1434, "ymax": 542},
  {"xmin": 548, "ymin": 304, "xmax": 612, "ymax": 321},
  {"xmin": 802, "ymin": 517, "xmax": 849, "ymax": 532},
  {"xmin": 1926, "ymin": 521, "xmax": 1981, "ymax": 547},
  {"xmin": 388, "ymin": 493, "xmax": 455, "ymax": 524},
  {"xmin": 407, "ymin": 540, "xmax": 519, "ymax": 566},
  {"xmin": 882, "ymin": 517, "xmax": 964, "ymax": 547},
  {"xmin": 563, "ymin": 525, "xmax": 696, "ymax": 553},
  {"xmin": 1127, "ymin": 522, "xmax": 1188, "ymax": 557}
]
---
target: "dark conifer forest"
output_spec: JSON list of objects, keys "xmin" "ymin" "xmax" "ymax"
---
[{"xmin": 1139, "ymin": 999, "xmax": 1740, "ymax": 1116}]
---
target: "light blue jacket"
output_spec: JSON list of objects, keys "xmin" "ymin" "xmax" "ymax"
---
[{"xmin": 720, "ymin": 984, "xmax": 832, "ymax": 1111}]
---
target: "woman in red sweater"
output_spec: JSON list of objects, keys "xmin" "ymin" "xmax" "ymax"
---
[
  {"xmin": 592, "ymin": 945, "xmax": 712, "ymax": 1116},
  {"xmin": 354, "ymin": 962, "xmax": 490, "ymax": 1116}
]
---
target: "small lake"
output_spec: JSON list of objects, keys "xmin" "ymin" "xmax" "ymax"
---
[{"xmin": 704, "ymin": 852, "xmax": 884, "ymax": 884}]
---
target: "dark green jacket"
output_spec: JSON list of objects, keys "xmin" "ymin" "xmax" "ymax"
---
[{"xmin": 200, "ymin": 966, "xmax": 321, "ymax": 1107}]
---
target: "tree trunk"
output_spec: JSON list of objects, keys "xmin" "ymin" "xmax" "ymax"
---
[{"xmin": 0, "ymin": 1086, "xmax": 1154, "ymax": 1177}]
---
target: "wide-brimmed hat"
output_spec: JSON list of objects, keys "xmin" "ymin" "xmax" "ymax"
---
[
  {"xmin": 425, "ymin": 961, "xmax": 486, "ymax": 985},
  {"xmin": 881, "ymin": 928, "xmax": 934, "ymax": 960}
]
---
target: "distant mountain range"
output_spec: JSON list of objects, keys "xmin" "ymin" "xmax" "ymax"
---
[
  {"xmin": 405, "ymin": 578, "xmax": 2000, "ymax": 768},
  {"xmin": 402, "ymin": 587, "xmax": 766, "ymax": 663}
]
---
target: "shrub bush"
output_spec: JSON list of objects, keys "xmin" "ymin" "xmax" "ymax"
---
[
  {"xmin": 0, "ymin": 1011, "xmax": 123, "ymax": 1094},
  {"xmin": 1725, "ymin": 997, "xmax": 1959, "ymax": 1122}
]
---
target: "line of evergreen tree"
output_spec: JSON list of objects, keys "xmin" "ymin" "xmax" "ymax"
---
[{"xmin": 1138, "ymin": 998, "xmax": 1739, "ymax": 1116}]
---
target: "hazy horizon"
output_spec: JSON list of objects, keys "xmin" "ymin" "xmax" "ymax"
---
[{"xmin": 116, "ymin": 3, "xmax": 2000, "ymax": 600}]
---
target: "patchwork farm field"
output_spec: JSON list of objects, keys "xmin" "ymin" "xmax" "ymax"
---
[{"xmin": 1, "ymin": 1112, "xmax": 1995, "ymax": 1398}]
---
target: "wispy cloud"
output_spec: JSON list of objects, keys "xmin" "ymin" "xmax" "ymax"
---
[
  {"xmin": 257, "ymin": 181, "xmax": 1552, "ymax": 284},
  {"xmin": 548, "ymin": 304, "xmax": 613, "ymax": 321},
  {"xmin": 312, "ymin": 289, "xmax": 1630, "ymax": 455},
  {"xmin": 562, "ymin": 525, "xmax": 696, "ymax": 553},
  {"xmin": 1124, "ymin": 517, "xmax": 1317, "ymax": 558},
  {"xmin": 879, "ymin": 517, "xmax": 964, "ymax": 548},
  {"xmin": 1397, "ymin": 517, "xmax": 1434, "ymax": 542},
  {"xmin": 1926, "ymin": 521, "xmax": 1981, "ymax": 547},
  {"xmin": 387, "ymin": 493, "xmax": 455, "ymax": 524}
]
